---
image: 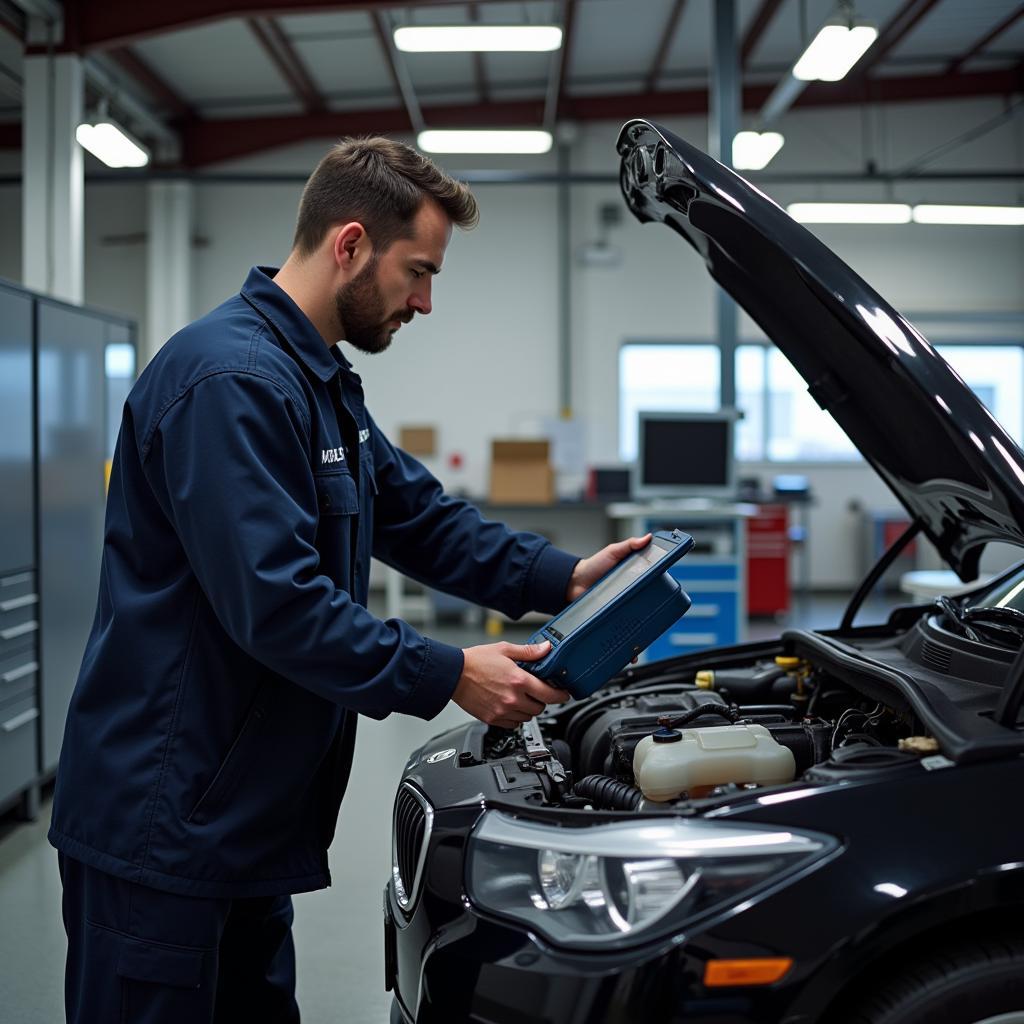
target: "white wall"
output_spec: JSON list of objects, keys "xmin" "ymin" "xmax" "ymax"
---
[{"xmin": 0, "ymin": 96, "xmax": 1021, "ymax": 586}]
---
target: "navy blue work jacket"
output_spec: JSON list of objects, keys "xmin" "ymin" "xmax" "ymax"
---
[{"xmin": 49, "ymin": 266, "xmax": 578, "ymax": 898}]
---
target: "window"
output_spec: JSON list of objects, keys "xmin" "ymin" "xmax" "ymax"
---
[
  {"xmin": 933, "ymin": 345, "xmax": 1023, "ymax": 445},
  {"xmin": 620, "ymin": 340, "xmax": 1024, "ymax": 464},
  {"xmin": 736, "ymin": 345, "xmax": 858, "ymax": 461},
  {"xmin": 618, "ymin": 344, "xmax": 719, "ymax": 461}
]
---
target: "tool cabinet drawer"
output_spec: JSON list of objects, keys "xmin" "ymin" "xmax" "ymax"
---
[
  {"xmin": 0, "ymin": 570, "xmax": 37, "ymax": 601},
  {"xmin": 0, "ymin": 694, "xmax": 38, "ymax": 807},
  {"xmin": 0, "ymin": 647, "xmax": 38, "ymax": 708},
  {"xmin": 0, "ymin": 571, "xmax": 38, "ymax": 651},
  {"xmin": 644, "ymin": 591, "xmax": 740, "ymax": 659},
  {"xmin": 0, "ymin": 573, "xmax": 38, "ymax": 666}
]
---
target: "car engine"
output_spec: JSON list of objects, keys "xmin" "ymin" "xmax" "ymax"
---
[{"xmin": 469, "ymin": 623, "xmax": 973, "ymax": 813}]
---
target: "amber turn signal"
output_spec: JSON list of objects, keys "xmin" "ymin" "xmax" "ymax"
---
[{"xmin": 703, "ymin": 957, "xmax": 793, "ymax": 987}]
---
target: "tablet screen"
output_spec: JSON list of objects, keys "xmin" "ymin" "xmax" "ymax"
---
[{"xmin": 550, "ymin": 539, "xmax": 672, "ymax": 637}]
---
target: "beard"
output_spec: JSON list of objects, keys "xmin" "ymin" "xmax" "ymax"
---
[{"xmin": 334, "ymin": 257, "xmax": 411, "ymax": 355}]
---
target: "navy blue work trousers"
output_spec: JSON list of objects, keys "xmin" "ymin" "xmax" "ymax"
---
[{"xmin": 58, "ymin": 854, "xmax": 300, "ymax": 1023}]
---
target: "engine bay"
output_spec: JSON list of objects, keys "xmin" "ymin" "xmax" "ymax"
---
[{"xmin": 462, "ymin": 604, "xmax": 1024, "ymax": 814}]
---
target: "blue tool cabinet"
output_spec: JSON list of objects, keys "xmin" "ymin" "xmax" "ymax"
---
[{"xmin": 607, "ymin": 501, "xmax": 753, "ymax": 660}]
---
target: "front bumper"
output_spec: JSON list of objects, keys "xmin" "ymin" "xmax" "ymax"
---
[
  {"xmin": 384, "ymin": 729, "xmax": 834, "ymax": 1024},
  {"xmin": 384, "ymin": 876, "xmax": 819, "ymax": 1024}
]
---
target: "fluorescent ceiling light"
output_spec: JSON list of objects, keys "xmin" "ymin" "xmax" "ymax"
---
[
  {"xmin": 76, "ymin": 121, "xmax": 149, "ymax": 168},
  {"xmin": 787, "ymin": 202, "xmax": 912, "ymax": 224},
  {"xmin": 417, "ymin": 129, "xmax": 553, "ymax": 154},
  {"xmin": 732, "ymin": 131, "xmax": 784, "ymax": 170},
  {"xmin": 395, "ymin": 25, "xmax": 562, "ymax": 52},
  {"xmin": 793, "ymin": 24, "xmax": 878, "ymax": 82},
  {"xmin": 913, "ymin": 205, "xmax": 1024, "ymax": 226}
]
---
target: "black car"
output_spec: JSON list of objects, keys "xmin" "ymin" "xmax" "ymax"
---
[{"xmin": 383, "ymin": 120, "xmax": 1024, "ymax": 1024}]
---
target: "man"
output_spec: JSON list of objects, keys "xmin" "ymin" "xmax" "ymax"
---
[{"xmin": 49, "ymin": 137, "xmax": 648, "ymax": 1022}]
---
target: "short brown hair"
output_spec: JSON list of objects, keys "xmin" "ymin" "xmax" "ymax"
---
[{"xmin": 292, "ymin": 136, "xmax": 479, "ymax": 257}]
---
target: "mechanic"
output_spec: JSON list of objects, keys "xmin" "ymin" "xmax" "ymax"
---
[{"xmin": 48, "ymin": 136, "xmax": 649, "ymax": 1023}]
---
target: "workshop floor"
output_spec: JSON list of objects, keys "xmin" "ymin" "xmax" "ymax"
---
[{"xmin": 0, "ymin": 590, "xmax": 897, "ymax": 1023}]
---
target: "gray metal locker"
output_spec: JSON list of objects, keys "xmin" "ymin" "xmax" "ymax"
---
[
  {"xmin": 0, "ymin": 283, "xmax": 39, "ymax": 809},
  {"xmin": 36, "ymin": 301, "xmax": 110, "ymax": 775}
]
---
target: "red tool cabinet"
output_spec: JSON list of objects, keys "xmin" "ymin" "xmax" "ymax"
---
[{"xmin": 746, "ymin": 503, "xmax": 789, "ymax": 616}]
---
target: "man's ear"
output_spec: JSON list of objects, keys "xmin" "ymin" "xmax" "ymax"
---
[{"xmin": 332, "ymin": 222, "xmax": 370, "ymax": 271}]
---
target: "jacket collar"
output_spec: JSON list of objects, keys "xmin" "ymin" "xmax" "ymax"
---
[{"xmin": 241, "ymin": 266, "xmax": 348, "ymax": 382}]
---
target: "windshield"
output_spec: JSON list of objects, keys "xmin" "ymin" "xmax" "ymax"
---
[{"xmin": 966, "ymin": 561, "xmax": 1024, "ymax": 612}]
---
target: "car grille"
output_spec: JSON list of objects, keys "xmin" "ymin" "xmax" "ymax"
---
[{"xmin": 392, "ymin": 782, "xmax": 433, "ymax": 912}]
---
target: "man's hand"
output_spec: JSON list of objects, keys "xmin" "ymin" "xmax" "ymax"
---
[
  {"xmin": 453, "ymin": 641, "xmax": 570, "ymax": 728},
  {"xmin": 566, "ymin": 534, "xmax": 652, "ymax": 603}
]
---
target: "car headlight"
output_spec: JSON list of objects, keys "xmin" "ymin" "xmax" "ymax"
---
[{"xmin": 466, "ymin": 811, "xmax": 837, "ymax": 949}]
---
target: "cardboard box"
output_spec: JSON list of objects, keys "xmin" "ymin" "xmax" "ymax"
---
[
  {"xmin": 489, "ymin": 439, "xmax": 555, "ymax": 505},
  {"xmin": 399, "ymin": 425, "xmax": 437, "ymax": 456}
]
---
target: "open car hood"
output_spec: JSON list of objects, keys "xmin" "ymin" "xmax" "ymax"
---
[{"xmin": 617, "ymin": 119, "xmax": 1024, "ymax": 582}]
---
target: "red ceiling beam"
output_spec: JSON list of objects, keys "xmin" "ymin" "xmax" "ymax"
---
[
  {"xmin": 72, "ymin": 0, "xmax": 514, "ymax": 52},
  {"xmin": 857, "ymin": 0, "xmax": 943, "ymax": 73},
  {"xmin": 182, "ymin": 104, "xmax": 531, "ymax": 166},
  {"xmin": 644, "ymin": 0, "xmax": 687, "ymax": 93},
  {"xmin": 740, "ymin": 0, "xmax": 784, "ymax": 68},
  {"xmin": 107, "ymin": 48, "xmax": 195, "ymax": 120},
  {"xmin": 946, "ymin": 7, "xmax": 1024, "ymax": 75},
  {"xmin": 247, "ymin": 18, "xmax": 324, "ymax": 112},
  {"xmin": 180, "ymin": 64, "xmax": 1024, "ymax": 167}
]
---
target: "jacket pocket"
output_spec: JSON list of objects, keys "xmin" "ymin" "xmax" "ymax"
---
[
  {"xmin": 186, "ymin": 682, "xmax": 270, "ymax": 825},
  {"xmin": 314, "ymin": 470, "xmax": 359, "ymax": 516}
]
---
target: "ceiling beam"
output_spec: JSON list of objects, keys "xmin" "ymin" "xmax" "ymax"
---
[
  {"xmin": 72, "ymin": 0, "xmax": 516, "ymax": 52},
  {"xmin": 644, "ymin": 0, "xmax": 687, "ymax": 93},
  {"xmin": 468, "ymin": 3, "xmax": 488, "ymax": 105},
  {"xmin": 0, "ymin": 3, "xmax": 24, "ymax": 41},
  {"xmin": 740, "ymin": 0, "xmax": 783, "ymax": 68},
  {"xmin": 946, "ymin": 7, "xmax": 1024, "ymax": 76},
  {"xmin": 548, "ymin": 0, "xmax": 577, "ymax": 125},
  {"xmin": 107, "ymin": 47, "xmax": 194, "ymax": 120},
  {"xmin": 247, "ymin": 17, "xmax": 323, "ymax": 112},
  {"xmin": 371, "ymin": 9, "xmax": 423, "ymax": 133},
  {"xmin": 179, "ymin": 64, "xmax": 1024, "ymax": 167},
  {"xmin": 857, "ymin": 0, "xmax": 943, "ymax": 74}
]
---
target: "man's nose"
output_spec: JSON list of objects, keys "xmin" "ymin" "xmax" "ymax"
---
[{"xmin": 408, "ymin": 284, "xmax": 431, "ymax": 316}]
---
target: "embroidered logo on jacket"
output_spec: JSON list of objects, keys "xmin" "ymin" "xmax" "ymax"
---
[
  {"xmin": 321, "ymin": 447, "xmax": 345, "ymax": 464},
  {"xmin": 358, "ymin": 428, "xmax": 370, "ymax": 444}
]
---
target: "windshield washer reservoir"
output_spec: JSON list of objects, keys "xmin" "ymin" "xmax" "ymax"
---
[{"xmin": 634, "ymin": 723, "xmax": 796, "ymax": 802}]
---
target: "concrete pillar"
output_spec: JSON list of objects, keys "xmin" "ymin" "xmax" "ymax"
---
[
  {"xmin": 145, "ymin": 181, "xmax": 193, "ymax": 367},
  {"xmin": 709, "ymin": 0, "xmax": 739, "ymax": 409},
  {"xmin": 22, "ymin": 52, "xmax": 84, "ymax": 303}
]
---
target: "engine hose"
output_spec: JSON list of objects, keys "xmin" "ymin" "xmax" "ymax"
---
[
  {"xmin": 573, "ymin": 774, "xmax": 644, "ymax": 811},
  {"xmin": 660, "ymin": 703, "xmax": 740, "ymax": 729}
]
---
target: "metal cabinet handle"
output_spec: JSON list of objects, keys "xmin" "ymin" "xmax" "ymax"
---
[
  {"xmin": 1, "ymin": 707, "xmax": 38, "ymax": 732},
  {"xmin": 0, "ymin": 573, "xmax": 33, "ymax": 588},
  {"xmin": 669, "ymin": 632, "xmax": 718, "ymax": 647},
  {"xmin": 2, "ymin": 661, "xmax": 38, "ymax": 684},
  {"xmin": 0, "ymin": 620, "xmax": 38, "ymax": 641},
  {"xmin": 0, "ymin": 594, "xmax": 38, "ymax": 613},
  {"xmin": 687, "ymin": 603, "xmax": 722, "ymax": 618}
]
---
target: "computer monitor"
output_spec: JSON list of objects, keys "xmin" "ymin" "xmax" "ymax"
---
[{"xmin": 634, "ymin": 411, "xmax": 737, "ymax": 499}]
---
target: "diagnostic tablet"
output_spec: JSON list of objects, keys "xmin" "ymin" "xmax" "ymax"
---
[{"xmin": 523, "ymin": 529, "xmax": 694, "ymax": 699}]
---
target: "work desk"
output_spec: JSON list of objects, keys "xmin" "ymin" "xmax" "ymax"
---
[
  {"xmin": 376, "ymin": 500, "xmax": 615, "ymax": 623},
  {"xmin": 475, "ymin": 500, "xmax": 617, "ymax": 555},
  {"xmin": 380, "ymin": 498, "xmax": 766, "ymax": 656}
]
